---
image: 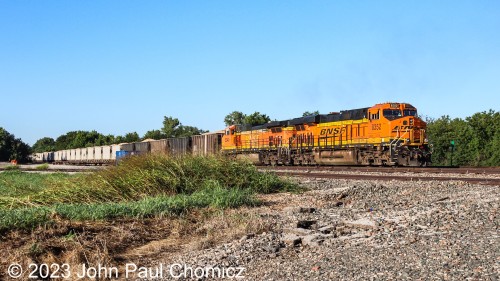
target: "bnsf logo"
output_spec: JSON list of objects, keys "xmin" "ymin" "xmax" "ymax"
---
[
  {"xmin": 392, "ymin": 125, "xmax": 414, "ymax": 131},
  {"xmin": 320, "ymin": 128, "xmax": 346, "ymax": 135}
]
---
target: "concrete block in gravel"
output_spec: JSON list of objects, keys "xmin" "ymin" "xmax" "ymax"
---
[
  {"xmin": 283, "ymin": 227, "xmax": 312, "ymax": 236},
  {"xmin": 283, "ymin": 234, "xmax": 302, "ymax": 247},
  {"xmin": 301, "ymin": 234, "xmax": 324, "ymax": 247},
  {"xmin": 239, "ymin": 233, "xmax": 255, "ymax": 242},
  {"xmin": 283, "ymin": 207, "xmax": 317, "ymax": 214},
  {"xmin": 318, "ymin": 225, "xmax": 335, "ymax": 234},
  {"xmin": 283, "ymin": 207, "xmax": 300, "ymax": 214},
  {"xmin": 343, "ymin": 218, "xmax": 377, "ymax": 229}
]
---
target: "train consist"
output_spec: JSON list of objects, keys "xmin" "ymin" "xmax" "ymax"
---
[{"xmin": 33, "ymin": 102, "xmax": 431, "ymax": 166}]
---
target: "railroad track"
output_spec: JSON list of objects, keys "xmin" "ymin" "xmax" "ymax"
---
[
  {"xmin": 258, "ymin": 166, "xmax": 500, "ymax": 186},
  {"xmin": 3, "ymin": 165, "xmax": 500, "ymax": 186},
  {"xmin": 258, "ymin": 165, "xmax": 500, "ymax": 175},
  {"xmin": 0, "ymin": 168, "xmax": 101, "ymax": 173}
]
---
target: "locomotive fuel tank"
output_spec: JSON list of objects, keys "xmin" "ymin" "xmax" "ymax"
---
[{"xmin": 313, "ymin": 149, "xmax": 358, "ymax": 165}]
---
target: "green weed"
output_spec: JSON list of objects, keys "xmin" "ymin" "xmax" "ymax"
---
[
  {"xmin": 0, "ymin": 185, "xmax": 258, "ymax": 231},
  {"xmin": 4, "ymin": 165, "xmax": 19, "ymax": 171},
  {"xmin": 35, "ymin": 163, "xmax": 50, "ymax": 170}
]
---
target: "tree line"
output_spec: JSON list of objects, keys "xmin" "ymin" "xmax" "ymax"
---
[
  {"xmin": 0, "ymin": 128, "xmax": 31, "ymax": 162},
  {"xmin": 425, "ymin": 110, "xmax": 499, "ymax": 166},
  {"xmin": 31, "ymin": 116, "xmax": 208, "ymax": 153},
  {"xmin": 1, "ymin": 109, "xmax": 498, "ymax": 166}
]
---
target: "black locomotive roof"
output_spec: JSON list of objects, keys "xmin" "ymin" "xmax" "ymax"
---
[{"xmin": 243, "ymin": 107, "xmax": 370, "ymax": 132}]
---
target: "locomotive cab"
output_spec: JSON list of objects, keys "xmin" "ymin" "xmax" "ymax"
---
[
  {"xmin": 368, "ymin": 103, "xmax": 431, "ymax": 166},
  {"xmin": 222, "ymin": 125, "xmax": 237, "ymax": 150}
]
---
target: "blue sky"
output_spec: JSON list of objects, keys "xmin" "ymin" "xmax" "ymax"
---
[{"xmin": 1, "ymin": 1, "xmax": 499, "ymax": 145}]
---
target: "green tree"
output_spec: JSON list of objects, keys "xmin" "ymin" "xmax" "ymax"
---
[
  {"xmin": 95, "ymin": 134, "xmax": 115, "ymax": 146},
  {"xmin": 0, "ymin": 127, "xmax": 31, "ymax": 162},
  {"xmin": 243, "ymin": 112, "xmax": 271, "ymax": 126},
  {"xmin": 143, "ymin": 130, "xmax": 166, "ymax": 140},
  {"xmin": 465, "ymin": 110, "xmax": 499, "ymax": 166},
  {"xmin": 10, "ymin": 139, "xmax": 31, "ymax": 162},
  {"xmin": 32, "ymin": 137, "xmax": 56, "ymax": 153},
  {"xmin": 223, "ymin": 111, "xmax": 272, "ymax": 127},
  {"xmin": 124, "ymin": 132, "xmax": 140, "ymax": 143},
  {"xmin": 54, "ymin": 131, "xmax": 116, "ymax": 149},
  {"xmin": 161, "ymin": 116, "xmax": 206, "ymax": 137},
  {"xmin": 115, "ymin": 132, "xmax": 140, "ymax": 143},
  {"xmin": 426, "ymin": 110, "xmax": 500, "ymax": 166},
  {"xmin": 162, "ymin": 116, "xmax": 181, "ymax": 137},
  {"xmin": 0, "ymin": 128, "xmax": 14, "ymax": 161},
  {"xmin": 224, "ymin": 111, "xmax": 246, "ymax": 126},
  {"xmin": 426, "ymin": 116, "xmax": 451, "ymax": 165},
  {"xmin": 175, "ymin": 125, "xmax": 207, "ymax": 137},
  {"xmin": 302, "ymin": 110, "xmax": 320, "ymax": 117},
  {"xmin": 55, "ymin": 131, "xmax": 78, "ymax": 150}
]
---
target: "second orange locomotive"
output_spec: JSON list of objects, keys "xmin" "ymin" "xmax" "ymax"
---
[{"xmin": 222, "ymin": 102, "xmax": 431, "ymax": 166}]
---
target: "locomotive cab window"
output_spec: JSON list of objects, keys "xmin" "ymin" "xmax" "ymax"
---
[
  {"xmin": 403, "ymin": 109, "xmax": 417, "ymax": 116},
  {"xmin": 370, "ymin": 110, "xmax": 380, "ymax": 120},
  {"xmin": 383, "ymin": 109, "xmax": 402, "ymax": 120}
]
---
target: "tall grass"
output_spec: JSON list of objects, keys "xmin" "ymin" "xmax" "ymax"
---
[
  {"xmin": 0, "ymin": 184, "xmax": 258, "ymax": 231},
  {"xmin": 27, "ymin": 154, "xmax": 297, "ymax": 206},
  {"xmin": 0, "ymin": 171, "xmax": 72, "ymax": 199},
  {"xmin": 4, "ymin": 165, "xmax": 20, "ymax": 171},
  {"xmin": 0, "ymin": 154, "xmax": 298, "ymax": 231}
]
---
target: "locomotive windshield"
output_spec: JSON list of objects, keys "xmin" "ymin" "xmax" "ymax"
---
[
  {"xmin": 403, "ymin": 109, "xmax": 417, "ymax": 116},
  {"xmin": 383, "ymin": 109, "xmax": 402, "ymax": 120}
]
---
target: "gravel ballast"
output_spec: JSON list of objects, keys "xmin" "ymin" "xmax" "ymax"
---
[{"xmin": 142, "ymin": 178, "xmax": 499, "ymax": 280}]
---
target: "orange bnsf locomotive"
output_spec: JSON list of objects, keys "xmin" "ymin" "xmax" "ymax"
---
[{"xmin": 221, "ymin": 102, "xmax": 431, "ymax": 166}]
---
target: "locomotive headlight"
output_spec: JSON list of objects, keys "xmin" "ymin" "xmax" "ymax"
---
[
  {"xmin": 424, "ymin": 138, "xmax": 428, "ymax": 143},
  {"xmin": 406, "ymin": 138, "xmax": 410, "ymax": 142},
  {"xmin": 409, "ymin": 118, "xmax": 414, "ymax": 125}
]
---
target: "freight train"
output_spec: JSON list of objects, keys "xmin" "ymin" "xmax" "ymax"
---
[
  {"xmin": 33, "ymin": 102, "xmax": 432, "ymax": 166},
  {"xmin": 31, "ymin": 134, "xmax": 223, "ymax": 164}
]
